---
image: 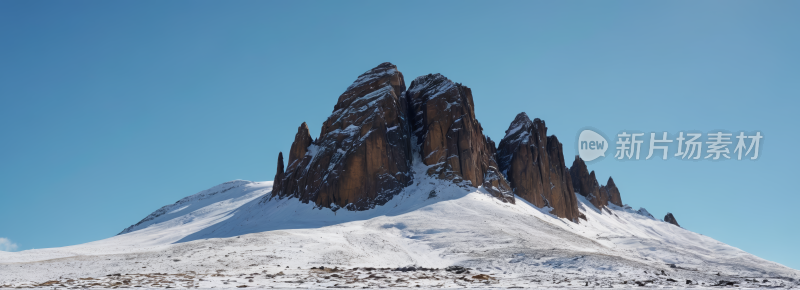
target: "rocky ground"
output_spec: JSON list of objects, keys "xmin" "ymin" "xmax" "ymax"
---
[{"xmin": 2, "ymin": 264, "xmax": 796, "ymax": 289}]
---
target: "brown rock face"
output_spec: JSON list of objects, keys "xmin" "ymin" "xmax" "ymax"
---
[
  {"xmin": 269, "ymin": 62, "xmax": 413, "ymax": 210},
  {"xmin": 271, "ymin": 123, "xmax": 313, "ymax": 198},
  {"xmin": 664, "ymin": 212, "xmax": 681, "ymax": 227},
  {"xmin": 569, "ymin": 156, "xmax": 609, "ymax": 209},
  {"xmin": 273, "ymin": 152, "xmax": 285, "ymax": 195},
  {"xmin": 600, "ymin": 176, "xmax": 623, "ymax": 207},
  {"xmin": 570, "ymin": 157, "xmax": 625, "ymax": 209},
  {"xmin": 287, "ymin": 123, "xmax": 313, "ymax": 172},
  {"xmin": 496, "ymin": 113, "xmax": 579, "ymax": 221},
  {"xmin": 272, "ymin": 64, "xmax": 622, "ymax": 211},
  {"xmin": 405, "ymin": 74, "xmax": 513, "ymax": 202}
]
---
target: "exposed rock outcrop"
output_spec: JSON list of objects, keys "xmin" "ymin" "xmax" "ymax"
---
[
  {"xmin": 600, "ymin": 176, "xmax": 623, "ymax": 207},
  {"xmin": 287, "ymin": 123, "xmax": 313, "ymax": 172},
  {"xmin": 273, "ymin": 152, "xmax": 285, "ymax": 195},
  {"xmin": 405, "ymin": 74, "xmax": 513, "ymax": 202},
  {"xmin": 569, "ymin": 156, "xmax": 609, "ymax": 209},
  {"xmin": 269, "ymin": 63, "xmax": 630, "ymax": 213},
  {"xmin": 269, "ymin": 62, "xmax": 413, "ymax": 210},
  {"xmin": 570, "ymin": 157, "xmax": 625, "ymax": 210},
  {"xmin": 271, "ymin": 123, "xmax": 313, "ymax": 198},
  {"xmin": 665, "ymin": 212, "xmax": 681, "ymax": 227},
  {"xmin": 496, "ymin": 113, "xmax": 579, "ymax": 221}
]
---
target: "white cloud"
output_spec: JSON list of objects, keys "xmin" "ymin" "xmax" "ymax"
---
[{"xmin": 0, "ymin": 237, "xmax": 19, "ymax": 252}]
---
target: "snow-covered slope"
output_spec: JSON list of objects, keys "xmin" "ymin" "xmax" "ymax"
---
[{"xmin": 1, "ymin": 158, "xmax": 798, "ymax": 288}]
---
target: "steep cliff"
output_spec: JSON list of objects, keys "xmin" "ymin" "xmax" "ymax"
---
[
  {"xmin": 270, "ymin": 64, "xmax": 628, "ymax": 213},
  {"xmin": 496, "ymin": 113, "xmax": 579, "ymax": 222},
  {"xmin": 269, "ymin": 62, "xmax": 413, "ymax": 210},
  {"xmin": 405, "ymin": 73, "xmax": 513, "ymax": 202}
]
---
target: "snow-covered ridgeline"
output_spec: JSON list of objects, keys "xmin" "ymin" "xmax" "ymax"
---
[{"xmin": 118, "ymin": 180, "xmax": 253, "ymax": 235}]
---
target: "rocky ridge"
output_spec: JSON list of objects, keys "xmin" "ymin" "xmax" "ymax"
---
[
  {"xmin": 569, "ymin": 156, "xmax": 607, "ymax": 210},
  {"xmin": 267, "ymin": 62, "xmax": 635, "ymax": 221},
  {"xmin": 568, "ymin": 156, "xmax": 627, "ymax": 210}
]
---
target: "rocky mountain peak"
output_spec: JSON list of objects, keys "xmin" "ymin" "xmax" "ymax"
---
[
  {"xmin": 570, "ymin": 156, "xmax": 608, "ymax": 209},
  {"xmin": 273, "ymin": 151, "xmax": 285, "ymax": 197},
  {"xmin": 269, "ymin": 62, "xmax": 413, "ymax": 210},
  {"xmin": 285, "ymin": 122, "xmax": 313, "ymax": 173},
  {"xmin": 570, "ymin": 156, "xmax": 625, "ymax": 210},
  {"xmin": 664, "ymin": 212, "xmax": 681, "ymax": 227},
  {"xmin": 269, "ymin": 64, "xmax": 626, "ymax": 214},
  {"xmin": 336, "ymin": 62, "xmax": 405, "ymax": 112},
  {"xmin": 601, "ymin": 176, "xmax": 623, "ymax": 207},
  {"xmin": 497, "ymin": 114, "xmax": 579, "ymax": 222},
  {"xmin": 406, "ymin": 73, "xmax": 513, "ymax": 202},
  {"xmin": 504, "ymin": 112, "xmax": 532, "ymax": 136}
]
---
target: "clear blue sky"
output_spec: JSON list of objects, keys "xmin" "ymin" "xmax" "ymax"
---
[{"xmin": 1, "ymin": 1, "xmax": 798, "ymax": 269}]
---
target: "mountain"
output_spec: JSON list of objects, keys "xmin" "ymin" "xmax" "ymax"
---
[
  {"xmin": 2, "ymin": 176, "xmax": 797, "ymax": 288},
  {"xmin": 269, "ymin": 63, "xmax": 413, "ymax": 211},
  {"xmin": 405, "ymin": 73, "xmax": 513, "ymax": 202},
  {"xmin": 1, "ymin": 63, "xmax": 797, "ymax": 288},
  {"xmin": 269, "ymin": 64, "xmax": 512, "ymax": 210},
  {"xmin": 496, "ymin": 113, "xmax": 580, "ymax": 222},
  {"xmin": 268, "ymin": 64, "xmax": 620, "ymax": 218}
]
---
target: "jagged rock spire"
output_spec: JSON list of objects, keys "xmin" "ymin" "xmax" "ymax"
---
[
  {"xmin": 273, "ymin": 152, "xmax": 285, "ymax": 194},
  {"xmin": 601, "ymin": 176, "xmax": 623, "ymax": 207},
  {"xmin": 571, "ymin": 156, "xmax": 625, "ymax": 209},
  {"xmin": 287, "ymin": 122, "xmax": 312, "ymax": 172},
  {"xmin": 570, "ymin": 156, "xmax": 608, "ymax": 209},
  {"xmin": 497, "ymin": 112, "xmax": 579, "ymax": 221},
  {"xmin": 271, "ymin": 122, "xmax": 313, "ymax": 199},
  {"xmin": 406, "ymin": 73, "xmax": 513, "ymax": 202}
]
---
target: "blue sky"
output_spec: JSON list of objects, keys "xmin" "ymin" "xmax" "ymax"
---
[{"xmin": 1, "ymin": 1, "xmax": 798, "ymax": 269}]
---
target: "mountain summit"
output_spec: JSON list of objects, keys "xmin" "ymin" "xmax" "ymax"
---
[
  {"xmin": 406, "ymin": 73, "xmax": 512, "ymax": 202},
  {"xmin": 269, "ymin": 63, "xmax": 513, "ymax": 210},
  {"xmin": 269, "ymin": 63, "xmax": 412, "ymax": 210},
  {"xmin": 268, "ymin": 63, "xmax": 626, "ymax": 221},
  {"xmin": 496, "ymin": 113, "xmax": 580, "ymax": 221}
]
